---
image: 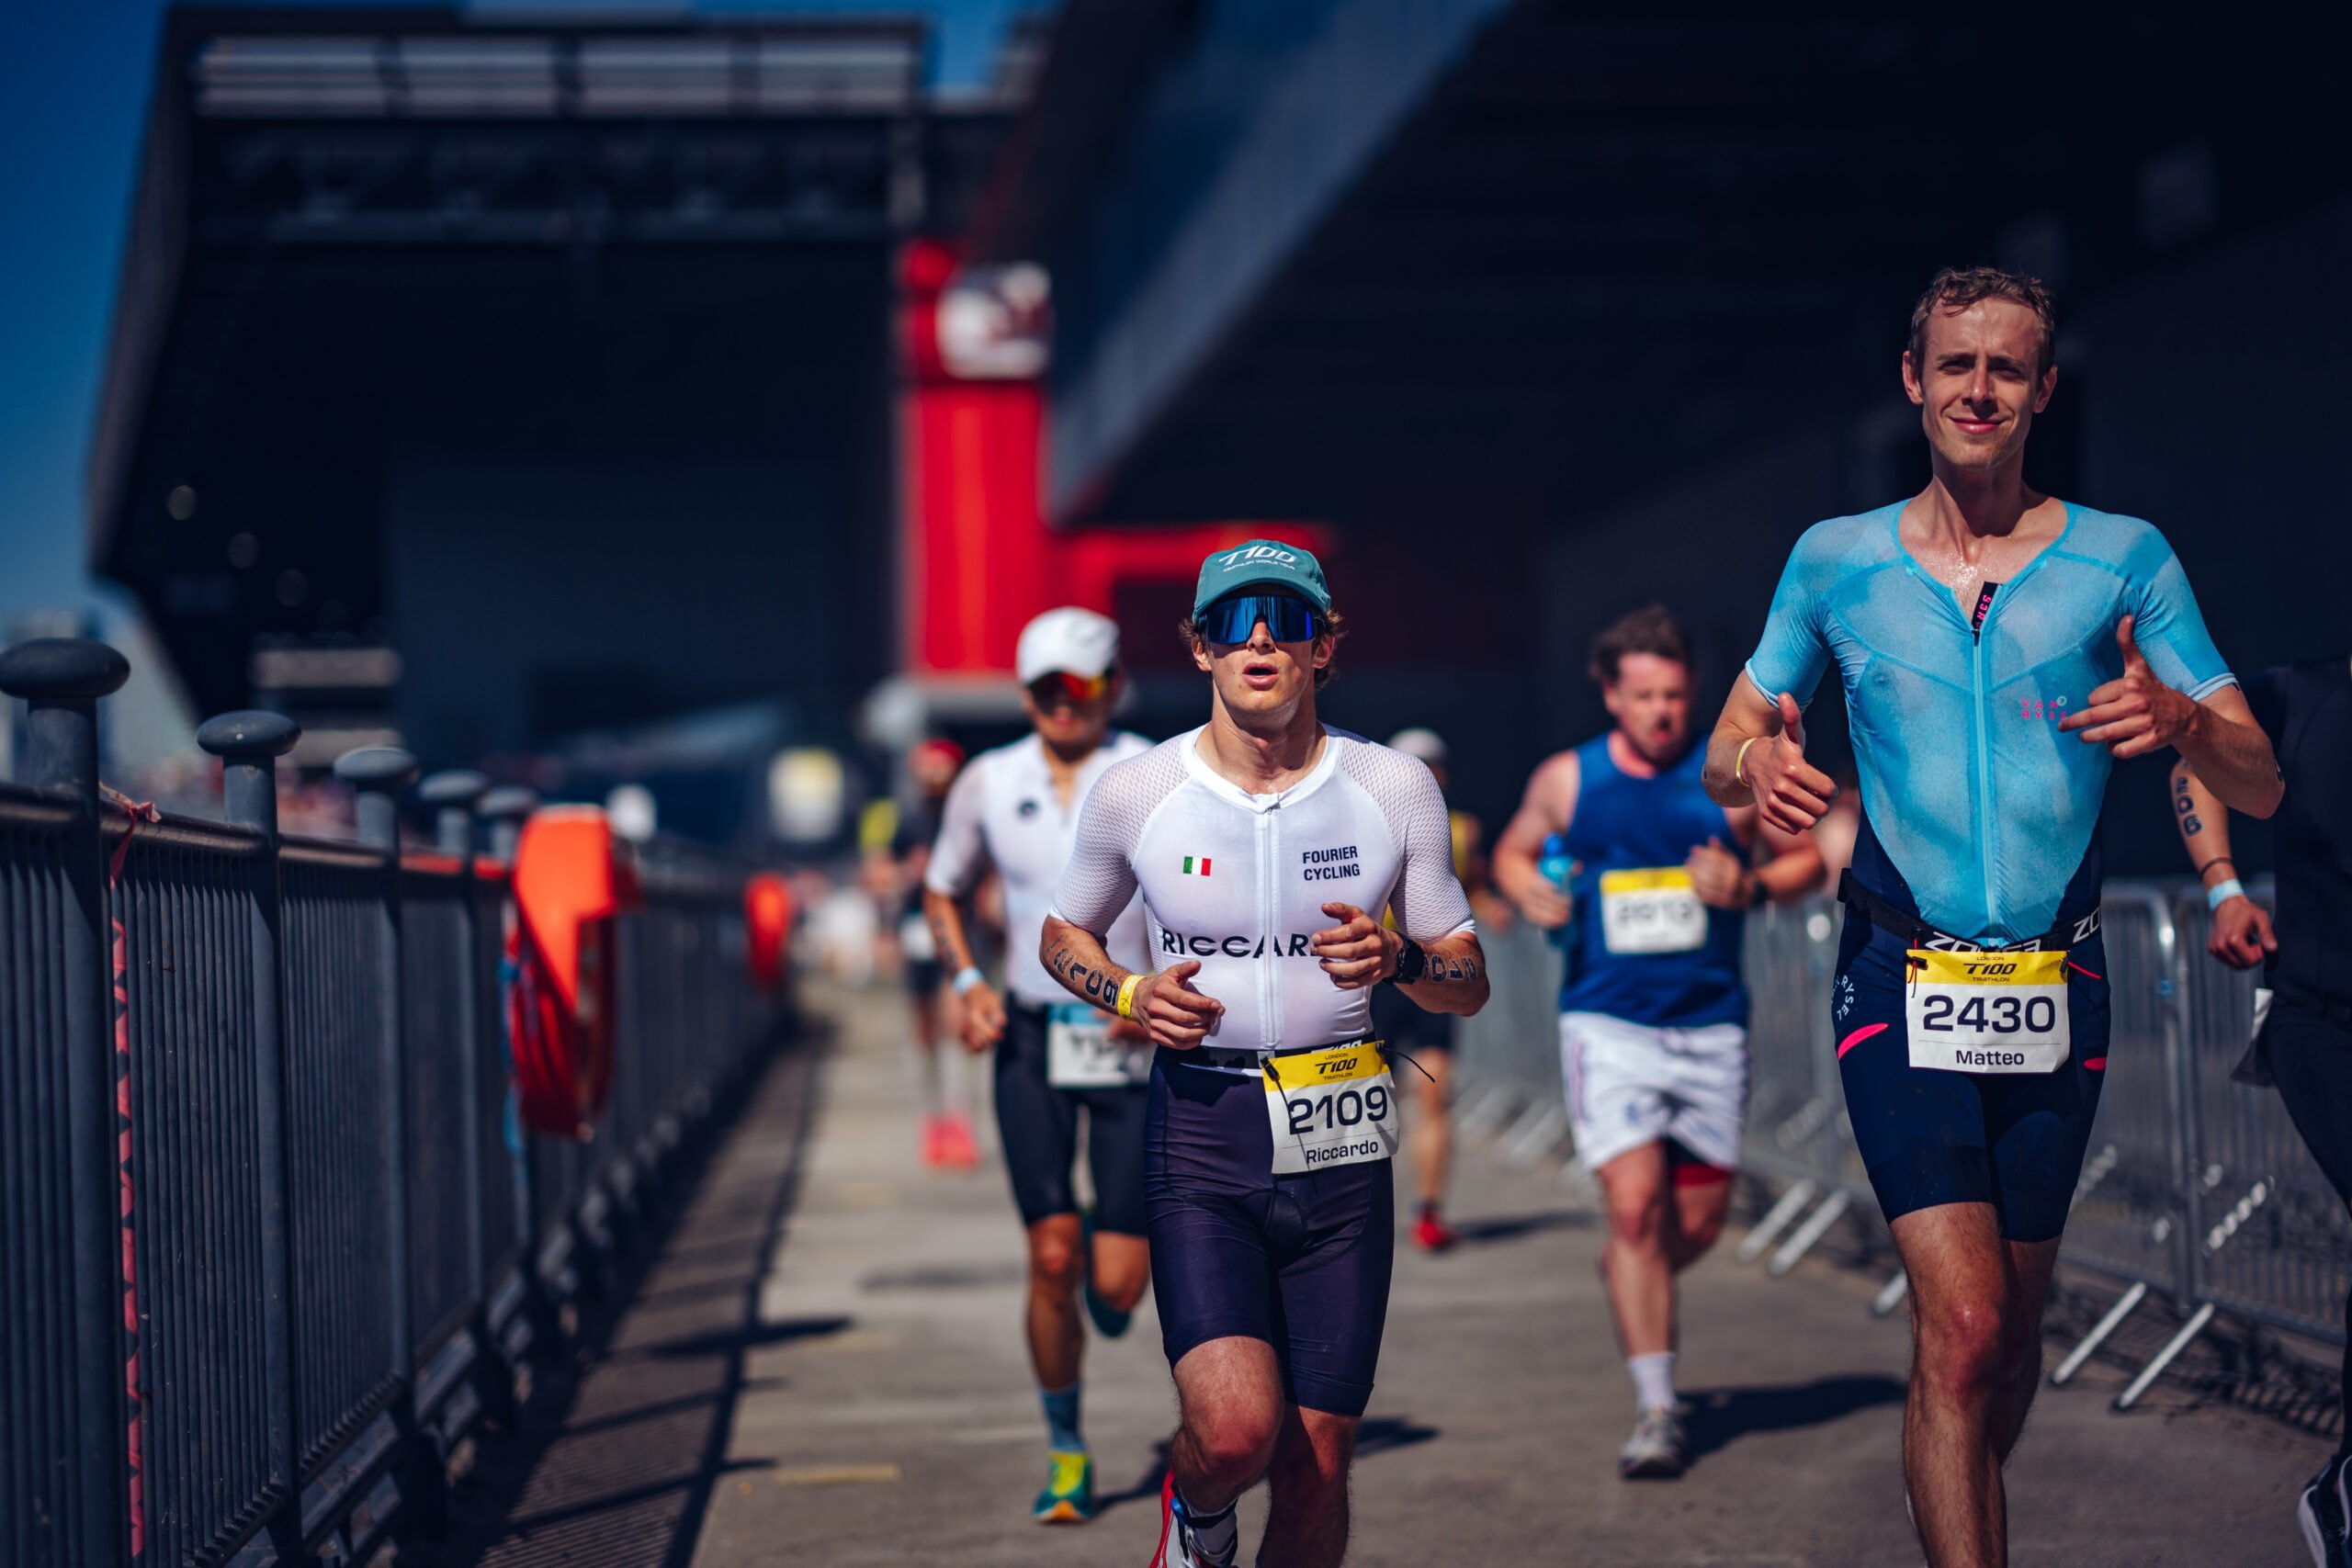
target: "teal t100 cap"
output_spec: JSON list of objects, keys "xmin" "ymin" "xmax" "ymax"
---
[{"xmin": 1192, "ymin": 538, "xmax": 1330, "ymax": 616}]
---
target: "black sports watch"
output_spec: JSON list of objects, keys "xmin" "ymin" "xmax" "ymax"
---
[{"xmin": 1390, "ymin": 934, "xmax": 1427, "ymax": 986}]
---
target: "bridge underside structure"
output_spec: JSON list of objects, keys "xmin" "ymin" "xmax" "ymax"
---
[
  {"xmin": 973, "ymin": 2, "xmax": 2352, "ymax": 854},
  {"xmin": 92, "ymin": 7, "xmax": 1011, "ymax": 769}
]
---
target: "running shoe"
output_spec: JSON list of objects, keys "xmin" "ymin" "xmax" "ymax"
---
[
  {"xmin": 1618, "ymin": 1404, "xmax": 1688, "ymax": 1480},
  {"xmin": 1034, "ymin": 1450, "xmax": 1094, "ymax": 1524},
  {"xmin": 2298, "ymin": 1452, "xmax": 2352, "ymax": 1566},
  {"xmin": 1412, "ymin": 1206, "xmax": 1460, "ymax": 1253},
  {"xmin": 920, "ymin": 1114, "xmax": 947, "ymax": 1168},
  {"xmin": 1080, "ymin": 1209, "xmax": 1134, "ymax": 1338},
  {"xmin": 1150, "ymin": 1472, "xmax": 1236, "ymax": 1568},
  {"xmin": 937, "ymin": 1111, "xmax": 979, "ymax": 1168}
]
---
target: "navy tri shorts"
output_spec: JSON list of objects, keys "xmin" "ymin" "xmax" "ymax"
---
[
  {"xmin": 1833, "ymin": 916, "xmax": 2111, "ymax": 1244},
  {"xmin": 1144, "ymin": 1047, "xmax": 1394, "ymax": 1418},
  {"xmin": 993, "ymin": 1000, "xmax": 1148, "ymax": 1234}
]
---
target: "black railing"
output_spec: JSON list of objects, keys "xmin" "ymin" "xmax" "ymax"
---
[{"xmin": 0, "ymin": 640, "xmax": 789, "ymax": 1567}]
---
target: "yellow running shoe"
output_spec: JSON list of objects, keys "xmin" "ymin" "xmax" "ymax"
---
[{"xmin": 1034, "ymin": 1450, "xmax": 1094, "ymax": 1523}]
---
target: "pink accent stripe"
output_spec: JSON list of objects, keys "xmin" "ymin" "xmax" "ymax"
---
[
  {"xmin": 1837, "ymin": 1023, "xmax": 1890, "ymax": 1059},
  {"xmin": 2083, "ymin": 1056, "xmax": 2108, "ymax": 1071},
  {"xmin": 2068, "ymin": 961, "xmax": 2102, "ymax": 980}
]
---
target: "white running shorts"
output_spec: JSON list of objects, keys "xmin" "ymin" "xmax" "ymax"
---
[{"xmin": 1557, "ymin": 1010, "xmax": 1747, "ymax": 1174}]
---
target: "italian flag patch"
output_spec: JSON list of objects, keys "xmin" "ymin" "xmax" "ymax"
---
[{"xmin": 1182, "ymin": 855, "xmax": 1213, "ymax": 876}]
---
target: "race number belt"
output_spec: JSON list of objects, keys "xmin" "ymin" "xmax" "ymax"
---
[
  {"xmin": 1837, "ymin": 870, "xmax": 2100, "ymax": 953},
  {"xmin": 1261, "ymin": 1040, "xmax": 1397, "ymax": 1177},
  {"xmin": 1045, "ymin": 1001, "xmax": 1151, "ymax": 1089},
  {"xmin": 1599, "ymin": 867, "xmax": 1707, "ymax": 955},
  {"xmin": 1904, "ymin": 949, "xmax": 2070, "ymax": 1073}
]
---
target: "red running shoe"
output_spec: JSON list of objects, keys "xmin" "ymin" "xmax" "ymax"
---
[
  {"xmin": 1413, "ymin": 1207, "xmax": 1459, "ymax": 1253},
  {"xmin": 937, "ymin": 1111, "xmax": 979, "ymax": 1169}
]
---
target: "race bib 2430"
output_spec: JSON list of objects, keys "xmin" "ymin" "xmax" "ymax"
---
[{"xmin": 1905, "ymin": 949, "xmax": 2070, "ymax": 1074}]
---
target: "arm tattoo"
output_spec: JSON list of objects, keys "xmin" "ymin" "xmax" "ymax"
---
[
  {"xmin": 2172, "ymin": 763, "xmax": 2206, "ymax": 839},
  {"xmin": 928, "ymin": 908, "xmax": 962, "ymax": 966},
  {"xmin": 1408, "ymin": 942, "xmax": 1480, "ymax": 987},
  {"xmin": 1046, "ymin": 936, "xmax": 1132, "ymax": 1011}
]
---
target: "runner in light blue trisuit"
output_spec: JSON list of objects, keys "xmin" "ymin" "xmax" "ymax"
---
[{"xmin": 1702, "ymin": 265, "xmax": 2280, "ymax": 1568}]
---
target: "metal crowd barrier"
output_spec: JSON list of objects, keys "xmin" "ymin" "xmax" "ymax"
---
[
  {"xmin": 0, "ymin": 639, "xmax": 789, "ymax": 1568},
  {"xmin": 1450, "ymin": 872, "xmax": 2346, "ymax": 1414},
  {"xmin": 1451, "ymin": 919, "xmax": 1566, "ymax": 1169}
]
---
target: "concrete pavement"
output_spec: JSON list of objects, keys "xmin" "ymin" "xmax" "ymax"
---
[
  {"xmin": 387, "ymin": 980, "xmax": 2333, "ymax": 1566},
  {"xmin": 683, "ymin": 983, "xmax": 2327, "ymax": 1567}
]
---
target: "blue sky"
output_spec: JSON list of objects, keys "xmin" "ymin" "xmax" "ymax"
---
[{"xmin": 0, "ymin": 0, "xmax": 1032, "ymax": 640}]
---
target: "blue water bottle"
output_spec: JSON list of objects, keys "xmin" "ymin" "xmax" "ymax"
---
[{"xmin": 1537, "ymin": 831, "xmax": 1576, "ymax": 950}]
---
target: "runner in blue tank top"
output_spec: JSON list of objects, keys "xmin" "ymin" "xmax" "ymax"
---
[
  {"xmin": 1702, "ymin": 267, "xmax": 2282, "ymax": 1568},
  {"xmin": 1496, "ymin": 606, "xmax": 1823, "ymax": 1480}
]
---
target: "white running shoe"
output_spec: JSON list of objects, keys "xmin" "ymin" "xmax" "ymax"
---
[
  {"xmin": 1618, "ymin": 1404, "xmax": 1688, "ymax": 1480},
  {"xmin": 2298, "ymin": 1453, "xmax": 2352, "ymax": 1567},
  {"xmin": 1150, "ymin": 1472, "xmax": 1236, "ymax": 1568}
]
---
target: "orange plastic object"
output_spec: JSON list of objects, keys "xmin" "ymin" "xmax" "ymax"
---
[
  {"xmin": 745, "ymin": 872, "xmax": 794, "ymax": 992},
  {"xmin": 507, "ymin": 807, "xmax": 642, "ymax": 1137}
]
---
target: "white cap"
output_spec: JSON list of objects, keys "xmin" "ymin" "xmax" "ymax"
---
[
  {"xmin": 1387, "ymin": 728, "xmax": 1448, "ymax": 765},
  {"xmin": 1016, "ymin": 607, "xmax": 1120, "ymax": 684}
]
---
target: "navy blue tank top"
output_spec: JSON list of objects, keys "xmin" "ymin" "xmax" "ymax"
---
[{"xmin": 1557, "ymin": 736, "xmax": 1747, "ymax": 1028}]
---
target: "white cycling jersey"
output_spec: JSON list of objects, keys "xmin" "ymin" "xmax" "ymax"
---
[
  {"xmin": 926, "ymin": 730, "xmax": 1152, "ymax": 1008},
  {"xmin": 1051, "ymin": 726, "xmax": 1475, "ymax": 1053}
]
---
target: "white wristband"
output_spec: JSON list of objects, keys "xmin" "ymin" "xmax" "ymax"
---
[
  {"xmin": 2206, "ymin": 879, "xmax": 2245, "ymax": 911},
  {"xmin": 951, "ymin": 965, "xmax": 987, "ymax": 996}
]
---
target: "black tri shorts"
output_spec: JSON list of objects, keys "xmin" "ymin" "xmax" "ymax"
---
[
  {"xmin": 994, "ymin": 999, "xmax": 1148, "ymax": 1235},
  {"xmin": 1144, "ymin": 1045, "xmax": 1394, "ymax": 1418},
  {"xmin": 1833, "ymin": 914, "xmax": 2111, "ymax": 1244},
  {"xmin": 1370, "ymin": 979, "xmax": 1456, "ymax": 1056}
]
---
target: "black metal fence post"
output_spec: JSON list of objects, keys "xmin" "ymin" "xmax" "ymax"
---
[
  {"xmin": 418, "ymin": 771, "xmax": 519, "ymax": 1419},
  {"xmin": 474, "ymin": 784, "xmax": 565, "ymax": 1358},
  {"xmin": 195, "ymin": 710, "xmax": 310, "ymax": 1564},
  {"xmin": 0, "ymin": 637, "xmax": 130, "ymax": 1568},
  {"xmin": 479, "ymin": 788, "xmax": 536, "ymax": 866},
  {"xmin": 422, "ymin": 771, "xmax": 485, "ymax": 862},
  {"xmin": 334, "ymin": 746, "xmax": 447, "ymax": 1537}
]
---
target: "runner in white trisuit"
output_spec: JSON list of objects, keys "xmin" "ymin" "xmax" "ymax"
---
[
  {"xmin": 922, "ymin": 607, "xmax": 1155, "ymax": 1525},
  {"xmin": 1040, "ymin": 539, "xmax": 1489, "ymax": 1568}
]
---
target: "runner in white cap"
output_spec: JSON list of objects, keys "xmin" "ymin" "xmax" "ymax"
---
[{"xmin": 922, "ymin": 607, "xmax": 1155, "ymax": 1524}]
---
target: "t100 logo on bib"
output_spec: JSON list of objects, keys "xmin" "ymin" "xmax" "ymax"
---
[{"xmin": 1263, "ymin": 1043, "xmax": 1398, "ymax": 1175}]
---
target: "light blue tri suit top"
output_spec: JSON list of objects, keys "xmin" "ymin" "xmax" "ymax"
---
[{"xmin": 1746, "ymin": 500, "xmax": 2235, "ymax": 945}]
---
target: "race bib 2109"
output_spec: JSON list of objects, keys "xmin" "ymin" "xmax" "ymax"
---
[{"xmin": 1262, "ymin": 1043, "xmax": 1397, "ymax": 1176}]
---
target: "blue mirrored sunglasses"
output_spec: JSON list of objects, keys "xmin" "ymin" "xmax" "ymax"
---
[{"xmin": 1197, "ymin": 592, "xmax": 1318, "ymax": 645}]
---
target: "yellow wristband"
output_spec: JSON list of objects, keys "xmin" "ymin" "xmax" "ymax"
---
[
  {"xmin": 1114, "ymin": 974, "xmax": 1142, "ymax": 1020},
  {"xmin": 1734, "ymin": 736, "xmax": 1760, "ymax": 787}
]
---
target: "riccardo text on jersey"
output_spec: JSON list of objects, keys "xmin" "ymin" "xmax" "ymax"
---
[{"xmin": 1159, "ymin": 929, "xmax": 1317, "ymax": 957}]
